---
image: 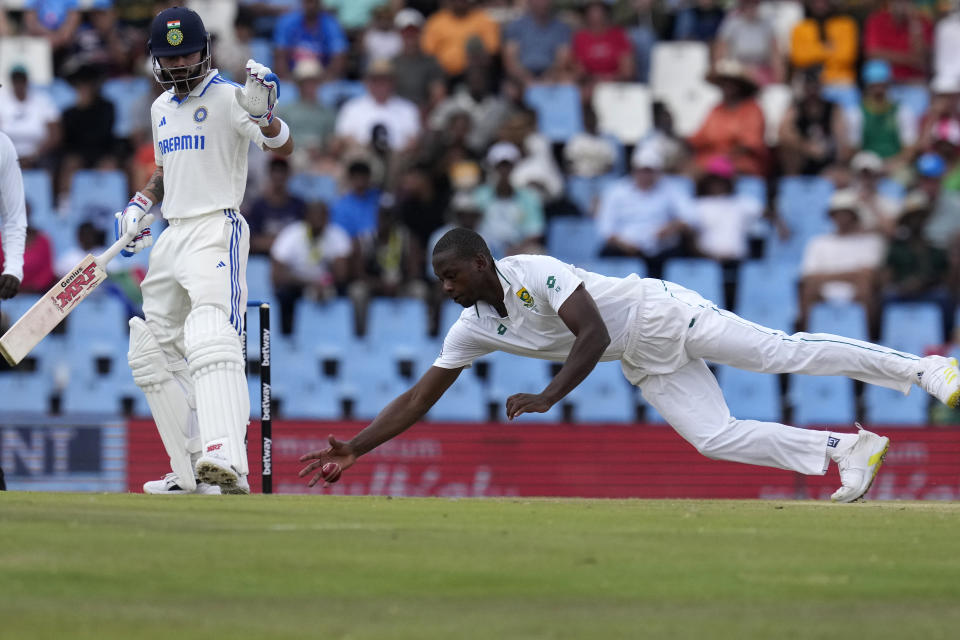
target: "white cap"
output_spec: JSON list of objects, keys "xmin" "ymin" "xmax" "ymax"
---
[
  {"xmin": 292, "ymin": 57, "xmax": 323, "ymax": 81},
  {"xmin": 395, "ymin": 8, "xmax": 425, "ymax": 29},
  {"xmin": 486, "ymin": 142, "xmax": 521, "ymax": 166},
  {"xmin": 851, "ymin": 150, "xmax": 884, "ymax": 174},
  {"xmin": 828, "ymin": 189, "xmax": 860, "ymax": 214},
  {"xmin": 631, "ymin": 144, "xmax": 664, "ymax": 170}
]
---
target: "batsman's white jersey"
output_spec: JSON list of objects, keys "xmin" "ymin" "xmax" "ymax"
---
[
  {"xmin": 435, "ymin": 255, "xmax": 923, "ymax": 476},
  {"xmin": 151, "ymin": 69, "xmax": 265, "ymax": 218}
]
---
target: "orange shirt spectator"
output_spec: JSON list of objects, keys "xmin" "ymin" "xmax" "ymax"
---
[
  {"xmin": 864, "ymin": 0, "xmax": 933, "ymax": 84},
  {"xmin": 689, "ymin": 60, "xmax": 768, "ymax": 176},
  {"xmin": 790, "ymin": 1, "xmax": 859, "ymax": 86},
  {"xmin": 421, "ymin": 0, "xmax": 500, "ymax": 76}
]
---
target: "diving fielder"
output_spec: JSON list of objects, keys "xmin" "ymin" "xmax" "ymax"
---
[{"xmin": 121, "ymin": 7, "xmax": 293, "ymax": 494}]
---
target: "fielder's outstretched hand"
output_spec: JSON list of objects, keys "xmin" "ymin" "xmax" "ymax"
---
[
  {"xmin": 0, "ymin": 274, "xmax": 20, "ymax": 299},
  {"xmin": 506, "ymin": 393, "xmax": 554, "ymax": 420},
  {"xmin": 236, "ymin": 59, "xmax": 279, "ymax": 127},
  {"xmin": 298, "ymin": 435, "xmax": 357, "ymax": 488}
]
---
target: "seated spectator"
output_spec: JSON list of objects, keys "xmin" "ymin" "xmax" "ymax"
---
[
  {"xmin": 421, "ymin": 0, "xmax": 501, "ymax": 78},
  {"xmin": 240, "ymin": 0, "xmax": 297, "ymax": 40},
  {"xmin": 848, "ymin": 60, "xmax": 917, "ymax": 163},
  {"xmin": 918, "ymin": 75, "xmax": 960, "ymax": 155},
  {"xmin": 934, "ymin": 3, "xmax": 960, "ymax": 91},
  {"xmin": 673, "ymin": 0, "xmax": 725, "ymax": 42},
  {"xmin": 502, "ymin": 0, "xmax": 572, "ymax": 88},
  {"xmin": 429, "ymin": 66, "xmax": 514, "ymax": 154},
  {"xmin": 391, "ymin": 9, "xmax": 446, "ymax": 116},
  {"xmin": 689, "ymin": 60, "xmax": 768, "ymax": 176},
  {"xmin": 331, "ymin": 159, "xmax": 381, "ymax": 239},
  {"xmin": 919, "ymin": 152, "xmax": 960, "ymax": 258},
  {"xmin": 63, "ymin": 5, "xmax": 137, "ymax": 78},
  {"xmin": 395, "ymin": 163, "xmax": 449, "ymax": 257},
  {"xmin": 798, "ymin": 190, "xmax": 886, "ymax": 330},
  {"xmin": 864, "ymin": 0, "xmax": 932, "ymax": 85},
  {"xmin": 280, "ymin": 58, "xmax": 337, "ymax": 165},
  {"xmin": 779, "ymin": 70, "xmax": 850, "ymax": 175},
  {"xmin": 0, "ymin": 66, "xmax": 60, "ymax": 169},
  {"xmin": 847, "ymin": 151, "xmax": 900, "ymax": 236},
  {"xmin": 572, "ymin": 1, "xmax": 634, "ymax": 86},
  {"xmin": 596, "ymin": 145, "xmax": 696, "ymax": 280},
  {"xmin": 790, "ymin": 0, "xmax": 859, "ymax": 89},
  {"xmin": 880, "ymin": 191, "xmax": 952, "ymax": 337},
  {"xmin": 498, "ymin": 107, "xmax": 565, "ymax": 205},
  {"xmin": 362, "ymin": 5, "xmax": 402, "ymax": 63},
  {"xmin": 333, "ymin": 59, "xmax": 421, "ymax": 154},
  {"xmin": 714, "ymin": 0, "xmax": 782, "ymax": 85},
  {"xmin": 59, "ymin": 65, "xmax": 118, "ymax": 201},
  {"xmin": 348, "ymin": 197, "xmax": 429, "ymax": 336},
  {"xmin": 416, "ymin": 109, "xmax": 481, "ymax": 200},
  {"xmin": 54, "ymin": 221, "xmax": 107, "ymax": 277},
  {"xmin": 273, "ymin": 0, "xmax": 347, "ymax": 79},
  {"xmin": 270, "ymin": 201, "xmax": 352, "ymax": 335},
  {"xmin": 24, "ymin": 0, "xmax": 82, "ymax": 71},
  {"xmin": 246, "ymin": 157, "xmax": 308, "ymax": 255},
  {"xmin": 472, "ymin": 142, "xmax": 545, "ymax": 257},
  {"xmin": 639, "ymin": 101, "xmax": 688, "ymax": 173},
  {"xmin": 323, "ymin": 0, "xmax": 389, "ymax": 32},
  {"xmin": 626, "ymin": 0, "xmax": 659, "ymax": 84},
  {"xmin": 563, "ymin": 104, "xmax": 618, "ymax": 215}
]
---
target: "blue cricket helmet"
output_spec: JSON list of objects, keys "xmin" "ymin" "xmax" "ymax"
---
[{"xmin": 149, "ymin": 6, "xmax": 208, "ymax": 57}]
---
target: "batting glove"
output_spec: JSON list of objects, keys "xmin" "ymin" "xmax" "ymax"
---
[
  {"xmin": 115, "ymin": 192, "xmax": 155, "ymax": 257},
  {"xmin": 235, "ymin": 59, "xmax": 279, "ymax": 127}
]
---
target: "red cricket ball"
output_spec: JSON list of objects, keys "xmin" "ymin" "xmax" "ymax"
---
[{"xmin": 321, "ymin": 462, "xmax": 342, "ymax": 483}]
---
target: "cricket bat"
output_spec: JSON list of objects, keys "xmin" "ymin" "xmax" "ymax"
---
[{"xmin": 0, "ymin": 216, "xmax": 152, "ymax": 366}]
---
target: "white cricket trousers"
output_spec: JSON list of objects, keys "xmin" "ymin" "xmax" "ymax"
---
[{"xmin": 622, "ymin": 280, "xmax": 921, "ymax": 476}]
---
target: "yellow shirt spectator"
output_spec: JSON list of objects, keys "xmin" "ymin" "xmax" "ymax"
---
[
  {"xmin": 790, "ymin": 15, "xmax": 859, "ymax": 86},
  {"xmin": 421, "ymin": 6, "xmax": 500, "ymax": 76}
]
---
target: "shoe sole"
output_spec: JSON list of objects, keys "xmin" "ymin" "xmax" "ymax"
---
[
  {"xmin": 834, "ymin": 438, "xmax": 891, "ymax": 503},
  {"xmin": 195, "ymin": 461, "xmax": 248, "ymax": 495}
]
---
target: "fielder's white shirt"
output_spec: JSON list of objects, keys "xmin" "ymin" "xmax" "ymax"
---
[
  {"xmin": 433, "ymin": 255, "xmax": 644, "ymax": 369},
  {"xmin": 152, "ymin": 69, "xmax": 266, "ymax": 219},
  {"xmin": 0, "ymin": 131, "xmax": 27, "ymax": 280}
]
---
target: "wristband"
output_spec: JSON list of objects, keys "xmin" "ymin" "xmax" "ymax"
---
[
  {"xmin": 129, "ymin": 191, "xmax": 154, "ymax": 213},
  {"xmin": 262, "ymin": 119, "xmax": 290, "ymax": 149}
]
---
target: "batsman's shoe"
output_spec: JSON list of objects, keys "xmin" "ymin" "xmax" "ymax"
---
[
  {"xmin": 831, "ymin": 426, "xmax": 890, "ymax": 503},
  {"xmin": 195, "ymin": 440, "xmax": 248, "ymax": 495},
  {"xmin": 143, "ymin": 472, "xmax": 221, "ymax": 495},
  {"xmin": 917, "ymin": 355, "xmax": 960, "ymax": 408}
]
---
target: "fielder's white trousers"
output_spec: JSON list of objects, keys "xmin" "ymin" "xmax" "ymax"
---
[{"xmin": 622, "ymin": 280, "xmax": 921, "ymax": 475}]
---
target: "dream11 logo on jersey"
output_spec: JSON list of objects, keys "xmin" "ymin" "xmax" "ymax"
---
[{"xmin": 52, "ymin": 262, "xmax": 101, "ymax": 312}]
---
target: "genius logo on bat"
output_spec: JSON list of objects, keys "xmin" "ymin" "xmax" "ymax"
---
[{"xmin": 53, "ymin": 263, "xmax": 101, "ymax": 312}]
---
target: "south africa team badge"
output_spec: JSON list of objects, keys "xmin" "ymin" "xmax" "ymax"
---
[{"xmin": 193, "ymin": 106, "xmax": 208, "ymax": 123}]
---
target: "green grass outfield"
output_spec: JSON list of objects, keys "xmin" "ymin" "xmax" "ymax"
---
[{"xmin": 2, "ymin": 494, "xmax": 959, "ymax": 640}]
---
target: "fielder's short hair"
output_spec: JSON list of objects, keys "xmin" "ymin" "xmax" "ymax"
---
[{"xmin": 433, "ymin": 228, "xmax": 492, "ymax": 261}]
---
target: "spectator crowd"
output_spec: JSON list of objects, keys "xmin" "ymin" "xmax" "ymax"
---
[{"xmin": 3, "ymin": 0, "xmax": 960, "ymax": 354}]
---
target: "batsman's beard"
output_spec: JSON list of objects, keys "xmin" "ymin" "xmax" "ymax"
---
[{"xmin": 153, "ymin": 48, "xmax": 211, "ymax": 95}]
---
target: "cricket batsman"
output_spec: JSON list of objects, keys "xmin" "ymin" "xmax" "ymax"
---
[{"xmin": 121, "ymin": 6, "xmax": 294, "ymax": 494}]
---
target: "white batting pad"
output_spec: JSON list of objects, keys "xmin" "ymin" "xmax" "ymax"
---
[
  {"xmin": 184, "ymin": 305, "xmax": 250, "ymax": 475},
  {"xmin": 128, "ymin": 317, "xmax": 199, "ymax": 492}
]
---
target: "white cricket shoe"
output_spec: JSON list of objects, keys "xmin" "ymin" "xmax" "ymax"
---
[
  {"xmin": 195, "ymin": 441, "xmax": 249, "ymax": 495},
  {"xmin": 143, "ymin": 472, "xmax": 221, "ymax": 495},
  {"xmin": 831, "ymin": 426, "xmax": 890, "ymax": 503},
  {"xmin": 917, "ymin": 356, "xmax": 960, "ymax": 408}
]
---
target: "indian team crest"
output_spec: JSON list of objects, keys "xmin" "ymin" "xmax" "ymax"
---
[
  {"xmin": 193, "ymin": 106, "xmax": 208, "ymax": 123},
  {"xmin": 166, "ymin": 28, "xmax": 184, "ymax": 46},
  {"xmin": 516, "ymin": 287, "xmax": 535, "ymax": 309}
]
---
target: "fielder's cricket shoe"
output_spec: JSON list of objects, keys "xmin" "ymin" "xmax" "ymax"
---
[
  {"xmin": 143, "ymin": 473, "xmax": 221, "ymax": 495},
  {"xmin": 831, "ymin": 425, "xmax": 890, "ymax": 503},
  {"xmin": 917, "ymin": 355, "xmax": 960, "ymax": 408},
  {"xmin": 195, "ymin": 441, "xmax": 249, "ymax": 495}
]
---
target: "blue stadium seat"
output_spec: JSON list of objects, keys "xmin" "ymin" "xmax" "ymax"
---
[
  {"xmin": 293, "ymin": 297, "xmax": 356, "ymax": 348},
  {"xmin": 717, "ymin": 365, "xmax": 782, "ymax": 422},
  {"xmin": 274, "ymin": 378, "xmax": 342, "ymax": 420},
  {"xmin": 888, "ymin": 84, "xmax": 930, "ymax": 118},
  {"xmin": 776, "ymin": 176, "xmax": 833, "ymax": 231},
  {"xmin": 735, "ymin": 260, "xmax": 797, "ymax": 330},
  {"xmin": 366, "ymin": 297, "xmax": 430, "ymax": 343},
  {"xmin": 249, "ymin": 38, "xmax": 274, "ymax": 72},
  {"xmin": 438, "ymin": 300, "xmax": 466, "ymax": 336},
  {"xmin": 808, "ymin": 302, "xmax": 868, "ymax": 342},
  {"xmin": 579, "ymin": 257, "xmax": 646, "ymax": 279},
  {"xmin": 881, "ymin": 302, "xmax": 943, "ymax": 356},
  {"xmin": 22, "ymin": 169, "xmax": 54, "ymax": 223},
  {"xmin": 736, "ymin": 176, "xmax": 767, "ymax": 203},
  {"xmin": 486, "ymin": 352, "xmax": 562, "ymax": 422},
  {"xmin": 878, "ymin": 178, "xmax": 906, "ymax": 202},
  {"xmin": 660, "ymin": 174, "xmax": 695, "ymax": 197},
  {"xmin": 547, "ymin": 216, "xmax": 602, "ymax": 263},
  {"xmin": 663, "ymin": 258, "xmax": 723, "ymax": 305},
  {"xmin": 790, "ymin": 375, "xmax": 855, "ymax": 426},
  {"xmin": 1, "ymin": 294, "xmax": 41, "ymax": 325},
  {"xmin": 102, "ymin": 77, "xmax": 151, "ymax": 138},
  {"xmin": 821, "ymin": 84, "xmax": 860, "ymax": 109},
  {"xmin": 319, "ymin": 80, "xmax": 366, "ymax": 109},
  {"xmin": 524, "ymin": 83, "xmax": 583, "ymax": 142},
  {"xmin": 864, "ymin": 385, "xmax": 927, "ymax": 426},
  {"xmin": 567, "ymin": 361, "xmax": 634, "ymax": 423},
  {"xmin": 566, "ymin": 175, "xmax": 617, "ymax": 216},
  {"xmin": 65, "ymin": 294, "xmax": 130, "ymax": 346},
  {"xmin": 69, "ymin": 170, "xmax": 128, "ymax": 228},
  {"xmin": 246, "ymin": 255, "xmax": 273, "ymax": 303},
  {"xmin": 427, "ymin": 370, "xmax": 488, "ymax": 422},
  {"xmin": 287, "ymin": 173, "xmax": 339, "ymax": 204},
  {"xmin": 47, "ymin": 77, "xmax": 77, "ymax": 111},
  {"xmin": 0, "ymin": 373, "xmax": 53, "ymax": 413},
  {"xmin": 60, "ymin": 377, "xmax": 126, "ymax": 414}
]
